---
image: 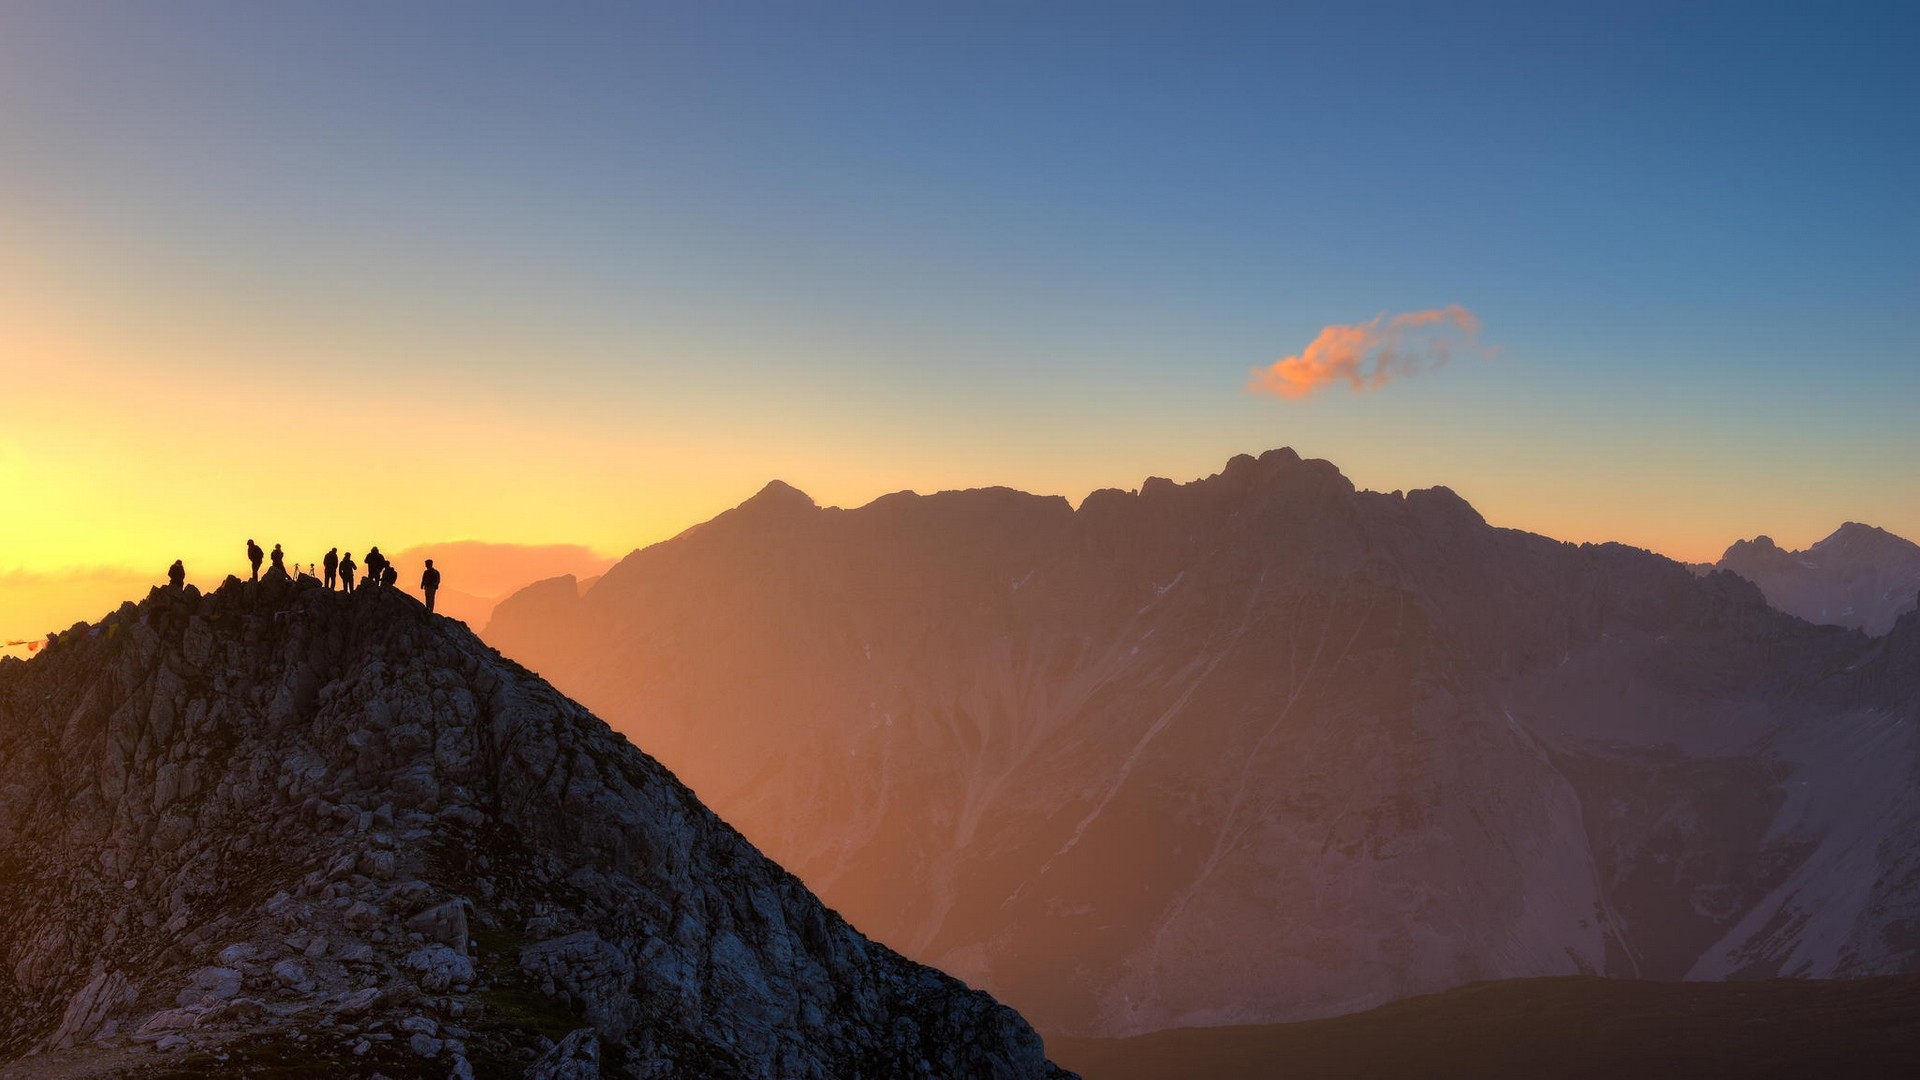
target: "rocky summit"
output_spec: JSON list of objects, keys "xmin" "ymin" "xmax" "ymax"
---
[{"xmin": 0, "ymin": 576, "xmax": 1073, "ymax": 1079}]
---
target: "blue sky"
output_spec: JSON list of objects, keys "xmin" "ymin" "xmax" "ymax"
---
[{"xmin": 1, "ymin": 0, "xmax": 1916, "ymax": 570}]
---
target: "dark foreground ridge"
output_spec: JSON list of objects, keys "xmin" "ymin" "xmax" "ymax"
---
[
  {"xmin": 1049, "ymin": 975, "xmax": 1920, "ymax": 1080},
  {"xmin": 0, "ymin": 576, "xmax": 1073, "ymax": 1079}
]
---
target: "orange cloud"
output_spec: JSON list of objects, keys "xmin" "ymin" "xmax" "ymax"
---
[{"xmin": 1248, "ymin": 305, "xmax": 1487, "ymax": 400}]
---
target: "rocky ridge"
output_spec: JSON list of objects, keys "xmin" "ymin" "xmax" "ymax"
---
[{"xmin": 0, "ymin": 575, "xmax": 1072, "ymax": 1078}]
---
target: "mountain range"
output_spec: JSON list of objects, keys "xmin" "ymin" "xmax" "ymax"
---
[{"xmin": 484, "ymin": 448, "xmax": 1920, "ymax": 1039}]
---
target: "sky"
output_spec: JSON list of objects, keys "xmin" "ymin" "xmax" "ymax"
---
[{"xmin": 3, "ymin": 0, "xmax": 1917, "ymax": 647}]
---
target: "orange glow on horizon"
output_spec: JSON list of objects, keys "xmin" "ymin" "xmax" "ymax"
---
[{"xmin": 5, "ymin": 259, "xmax": 1913, "ymax": 652}]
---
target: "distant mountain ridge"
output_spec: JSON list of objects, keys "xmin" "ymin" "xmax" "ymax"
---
[
  {"xmin": 0, "ymin": 578, "xmax": 1070, "ymax": 1078},
  {"xmin": 484, "ymin": 448, "xmax": 1920, "ymax": 1038},
  {"xmin": 1701, "ymin": 523, "xmax": 1920, "ymax": 636}
]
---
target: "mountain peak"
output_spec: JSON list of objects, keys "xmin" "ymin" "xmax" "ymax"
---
[
  {"xmin": 1405, "ymin": 484, "xmax": 1487, "ymax": 526},
  {"xmin": 1817, "ymin": 521, "xmax": 1906, "ymax": 550},
  {"xmin": 746, "ymin": 478, "xmax": 816, "ymax": 510},
  {"xmin": 0, "ymin": 578, "xmax": 1070, "ymax": 1076}
]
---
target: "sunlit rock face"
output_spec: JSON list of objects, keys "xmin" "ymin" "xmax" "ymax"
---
[
  {"xmin": 487, "ymin": 449, "xmax": 1920, "ymax": 1037},
  {"xmin": 0, "ymin": 580, "xmax": 1071, "ymax": 1079},
  {"xmin": 1707, "ymin": 523, "xmax": 1920, "ymax": 636}
]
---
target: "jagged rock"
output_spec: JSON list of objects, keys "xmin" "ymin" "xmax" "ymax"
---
[
  {"xmin": 136, "ymin": 1007, "xmax": 204, "ymax": 1035},
  {"xmin": 42, "ymin": 968, "xmax": 136, "ymax": 1050},
  {"xmin": 361, "ymin": 850, "xmax": 398, "ymax": 880},
  {"xmin": 519, "ymin": 931, "xmax": 637, "ymax": 1040},
  {"xmin": 400, "ymin": 1015, "xmax": 438, "ymax": 1036},
  {"xmin": 271, "ymin": 959, "xmax": 313, "ymax": 993},
  {"xmin": 526, "ymin": 1028, "xmax": 600, "ymax": 1080},
  {"xmin": 405, "ymin": 945, "xmax": 475, "ymax": 993},
  {"xmin": 332, "ymin": 986, "xmax": 382, "ymax": 1017},
  {"xmin": 176, "ymin": 967, "xmax": 242, "ymax": 1007},
  {"xmin": 404, "ymin": 900, "xmax": 470, "ymax": 952},
  {"xmin": 343, "ymin": 900, "xmax": 384, "ymax": 932},
  {"xmin": 202, "ymin": 998, "xmax": 263, "ymax": 1024}
]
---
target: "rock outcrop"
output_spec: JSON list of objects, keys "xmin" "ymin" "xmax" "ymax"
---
[
  {"xmin": 0, "ymin": 578, "xmax": 1072, "ymax": 1078},
  {"xmin": 484, "ymin": 449, "xmax": 1920, "ymax": 1037}
]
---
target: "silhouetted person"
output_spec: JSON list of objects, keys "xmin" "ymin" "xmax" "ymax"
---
[
  {"xmin": 340, "ymin": 552, "xmax": 357, "ymax": 594},
  {"xmin": 323, "ymin": 548, "xmax": 339, "ymax": 590},
  {"xmin": 167, "ymin": 560, "xmax": 185, "ymax": 589},
  {"xmin": 381, "ymin": 562, "xmax": 398, "ymax": 589},
  {"xmin": 246, "ymin": 539, "xmax": 263, "ymax": 581},
  {"xmin": 269, "ymin": 543, "xmax": 286, "ymax": 575},
  {"xmin": 421, "ymin": 559, "xmax": 441, "ymax": 613},
  {"xmin": 365, "ymin": 546, "xmax": 387, "ymax": 588}
]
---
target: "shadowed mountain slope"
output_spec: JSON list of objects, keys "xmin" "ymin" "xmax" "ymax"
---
[
  {"xmin": 1705, "ymin": 523, "xmax": 1920, "ymax": 636},
  {"xmin": 0, "ymin": 578, "xmax": 1071, "ymax": 1079},
  {"xmin": 1048, "ymin": 975, "xmax": 1920, "ymax": 1080},
  {"xmin": 486, "ymin": 449, "xmax": 1920, "ymax": 1037}
]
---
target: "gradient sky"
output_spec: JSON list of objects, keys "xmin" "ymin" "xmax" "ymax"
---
[{"xmin": 3, "ymin": 1, "xmax": 1917, "ymax": 646}]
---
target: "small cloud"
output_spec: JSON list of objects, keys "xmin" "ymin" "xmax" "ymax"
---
[{"xmin": 1248, "ymin": 305, "xmax": 1490, "ymax": 400}]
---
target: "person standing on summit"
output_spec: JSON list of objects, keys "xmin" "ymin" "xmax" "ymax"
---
[
  {"xmin": 340, "ymin": 551, "xmax": 357, "ymax": 594},
  {"xmin": 323, "ymin": 547, "xmax": 339, "ymax": 590},
  {"xmin": 421, "ymin": 559, "xmax": 441, "ymax": 613},
  {"xmin": 168, "ymin": 560, "xmax": 185, "ymax": 589},
  {"xmin": 246, "ymin": 538, "xmax": 263, "ymax": 581},
  {"xmin": 269, "ymin": 543, "xmax": 287, "ymax": 577},
  {"xmin": 364, "ymin": 546, "xmax": 387, "ymax": 588}
]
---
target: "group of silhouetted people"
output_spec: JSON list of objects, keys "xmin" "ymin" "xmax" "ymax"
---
[
  {"xmin": 324, "ymin": 545, "xmax": 399, "ymax": 594},
  {"xmin": 163, "ymin": 542, "xmax": 443, "ymax": 614},
  {"xmin": 312, "ymin": 543, "xmax": 442, "ymax": 612}
]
